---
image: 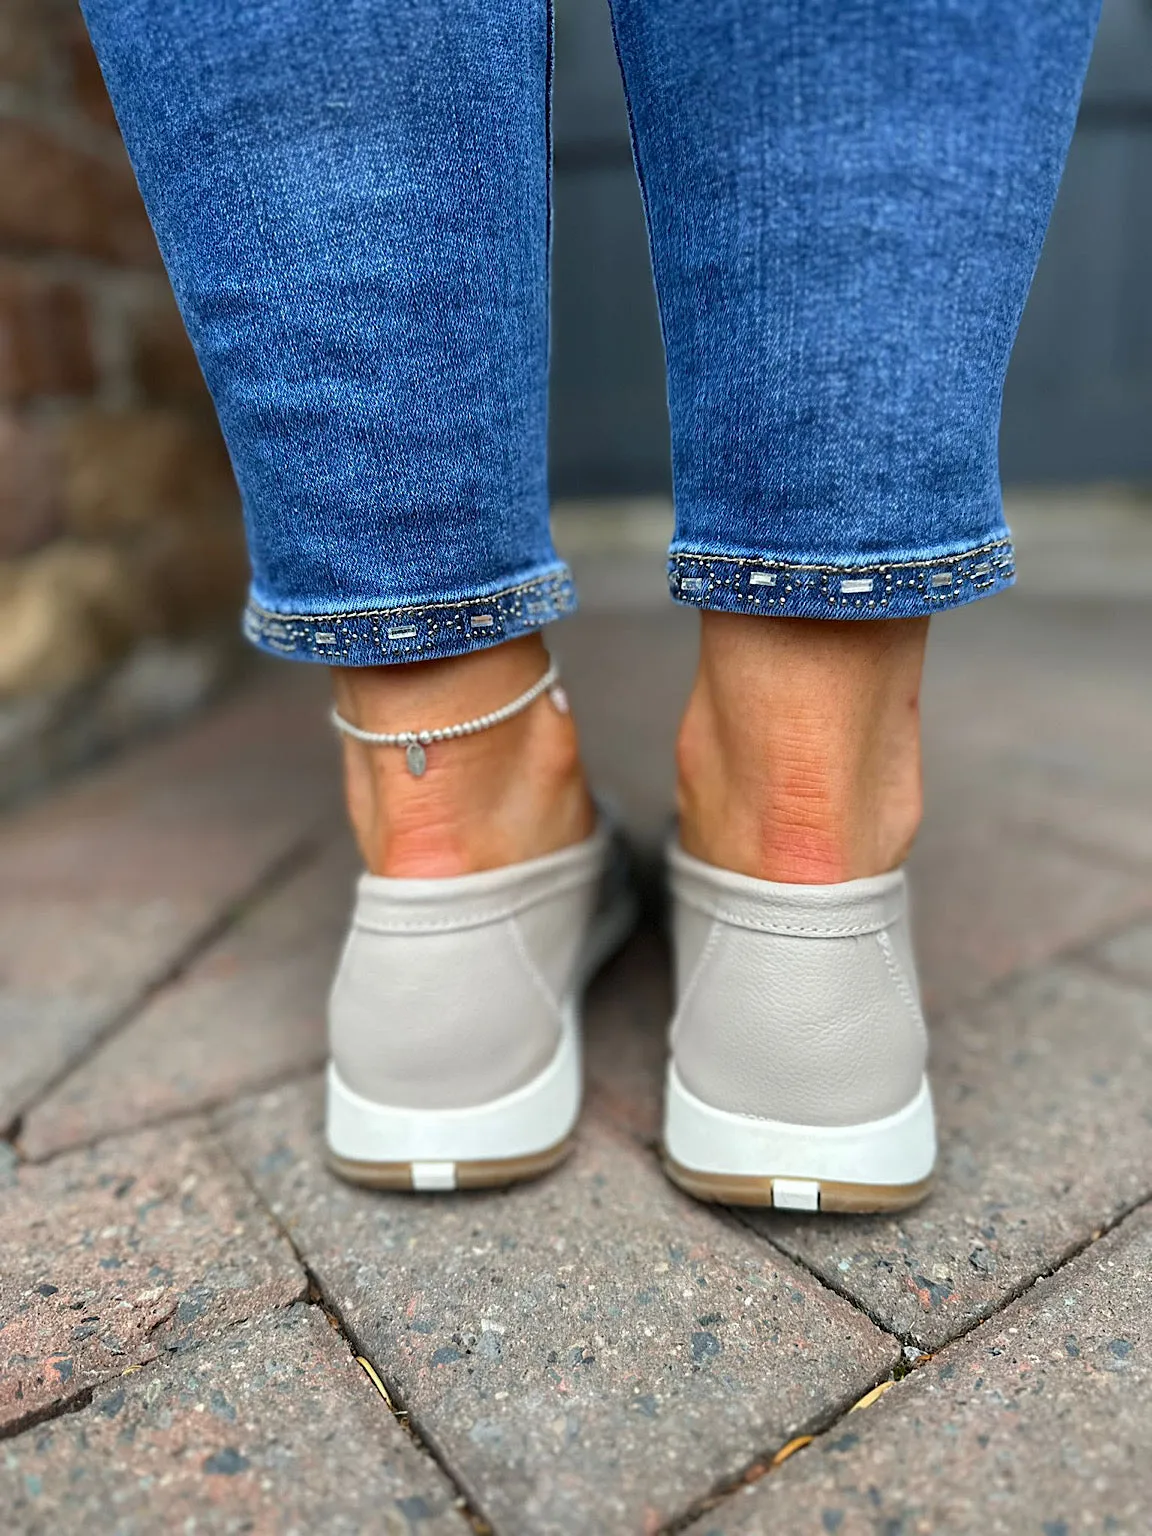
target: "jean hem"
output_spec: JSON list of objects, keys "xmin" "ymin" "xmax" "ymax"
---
[
  {"xmin": 242, "ymin": 564, "xmax": 577, "ymax": 665},
  {"xmin": 668, "ymin": 537, "xmax": 1015, "ymax": 619}
]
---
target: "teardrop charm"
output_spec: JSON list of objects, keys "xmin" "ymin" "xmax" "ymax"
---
[{"xmin": 405, "ymin": 741, "xmax": 427, "ymax": 777}]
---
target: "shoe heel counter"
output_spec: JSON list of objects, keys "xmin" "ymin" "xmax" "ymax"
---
[
  {"xmin": 672, "ymin": 917, "xmax": 928, "ymax": 1127},
  {"xmin": 329, "ymin": 915, "xmax": 562, "ymax": 1111}
]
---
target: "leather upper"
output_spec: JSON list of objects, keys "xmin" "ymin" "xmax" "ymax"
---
[
  {"xmin": 329, "ymin": 824, "xmax": 612, "ymax": 1110},
  {"xmin": 668, "ymin": 842, "xmax": 928, "ymax": 1127}
]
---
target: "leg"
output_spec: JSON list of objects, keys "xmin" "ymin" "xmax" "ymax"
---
[
  {"xmin": 333, "ymin": 637, "xmax": 592, "ymax": 877},
  {"xmin": 609, "ymin": 0, "xmax": 1100, "ymax": 1207},
  {"xmin": 82, "ymin": 0, "xmax": 626, "ymax": 1190},
  {"xmin": 677, "ymin": 613, "xmax": 928, "ymax": 883},
  {"xmin": 81, "ymin": 0, "xmax": 590, "ymax": 877},
  {"xmin": 607, "ymin": 0, "xmax": 1099, "ymax": 882},
  {"xmin": 610, "ymin": 0, "xmax": 1099, "ymax": 618}
]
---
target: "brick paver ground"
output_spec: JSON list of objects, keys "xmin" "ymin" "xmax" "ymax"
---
[
  {"xmin": 690, "ymin": 1204, "xmax": 1152, "ymax": 1535},
  {"xmin": 4, "ymin": 589, "xmax": 1152, "ymax": 1533}
]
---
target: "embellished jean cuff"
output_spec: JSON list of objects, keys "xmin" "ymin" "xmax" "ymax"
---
[
  {"xmin": 242, "ymin": 564, "xmax": 577, "ymax": 665},
  {"xmin": 668, "ymin": 538, "xmax": 1014, "ymax": 619}
]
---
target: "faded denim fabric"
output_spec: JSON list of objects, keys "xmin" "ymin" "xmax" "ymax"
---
[{"xmin": 82, "ymin": 0, "xmax": 1099, "ymax": 662}]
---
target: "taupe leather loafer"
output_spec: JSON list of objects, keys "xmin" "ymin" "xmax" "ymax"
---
[
  {"xmin": 662, "ymin": 842, "xmax": 936, "ymax": 1213},
  {"xmin": 326, "ymin": 821, "xmax": 635, "ymax": 1192}
]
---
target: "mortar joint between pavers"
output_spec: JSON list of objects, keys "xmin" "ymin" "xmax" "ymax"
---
[
  {"xmin": 211, "ymin": 1134, "xmax": 499, "ymax": 1536},
  {"xmin": 299, "ymin": 1264, "xmax": 497, "ymax": 1536},
  {"xmin": 662, "ymin": 1186, "xmax": 1152, "ymax": 1532},
  {"xmin": 0, "ymin": 1385, "xmax": 97, "ymax": 1447},
  {"xmin": 10, "ymin": 833, "xmax": 323, "ymax": 1154},
  {"xmin": 654, "ymin": 1353, "xmax": 908, "ymax": 1536}
]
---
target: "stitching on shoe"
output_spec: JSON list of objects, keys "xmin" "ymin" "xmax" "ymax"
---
[
  {"xmin": 507, "ymin": 914, "xmax": 564, "ymax": 1024},
  {"xmin": 675, "ymin": 894, "xmax": 893, "ymax": 937},
  {"xmin": 669, "ymin": 919, "xmax": 724, "ymax": 1051},
  {"xmin": 352, "ymin": 871, "xmax": 596, "ymax": 934},
  {"xmin": 711, "ymin": 910, "xmax": 889, "ymax": 937},
  {"xmin": 875, "ymin": 929, "xmax": 928, "ymax": 1050}
]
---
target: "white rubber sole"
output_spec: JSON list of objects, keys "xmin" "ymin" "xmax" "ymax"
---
[
  {"xmin": 662, "ymin": 1067, "xmax": 937, "ymax": 1213},
  {"xmin": 326, "ymin": 885, "xmax": 638, "ymax": 1191}
]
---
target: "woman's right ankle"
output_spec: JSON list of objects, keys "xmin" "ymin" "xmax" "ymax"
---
[
  {"xmin": 676, "ymin": 725, "xmax": 922, "ymax": 883},
  {"xmin": 676, "ymin": 611, "xmax": 928, "ymax": 884}
]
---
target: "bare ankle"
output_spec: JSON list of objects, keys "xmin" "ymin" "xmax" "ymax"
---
[
  {"xmin": 676, "ymin": 612, "xmax": 928, "ymax": 883},
  {"xmin": 332, "ymin": 638, "xmax": 595, "ymax": 877}
]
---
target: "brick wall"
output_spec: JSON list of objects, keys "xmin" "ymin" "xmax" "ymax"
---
[{"xmin": 0, "ymin": 0, "xmax": 246, "ymax": 701}]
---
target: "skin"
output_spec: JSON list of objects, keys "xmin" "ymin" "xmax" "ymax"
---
[
  {"xmin": 332, "ymin": 616, "xmax": 929, "ymax": 882},
  {"xmin": 675, "ymin": 613, "xmax": 929, "ymax": 883},
  {"xmin": 332, "ymin": 634, "xmax": 594, "ymax": 877}
]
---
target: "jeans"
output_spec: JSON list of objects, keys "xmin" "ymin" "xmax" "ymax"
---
[{"xmin": 81, "ymin": 0, "xmax": 1100, "ymax": 666}]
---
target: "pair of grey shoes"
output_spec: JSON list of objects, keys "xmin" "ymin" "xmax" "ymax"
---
[{"xmin": 327, "ymin": 817, "xmax": 936, "ymax": 1211}]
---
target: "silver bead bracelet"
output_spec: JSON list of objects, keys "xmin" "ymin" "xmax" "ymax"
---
[{"xmin": 330, "ymin": 658, "xmax": 567, "ymax": 777}]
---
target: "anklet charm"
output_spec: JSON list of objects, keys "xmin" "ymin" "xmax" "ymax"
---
[
  {"xmin": 331, "ymin": 659, "xmax": 564, "ymax": 776},
  {"xmin": 405, "ymin": 740, "xmax": 427, "ymax": 776}
]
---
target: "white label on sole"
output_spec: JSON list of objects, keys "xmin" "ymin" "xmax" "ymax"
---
[
  {"xmin": 772, "ymin": 1178, "xmax": 820, "ymax": 1211},
  {"xmin": 411, "ymin": 1161, "xmax": 457, "ymax": 1191}
]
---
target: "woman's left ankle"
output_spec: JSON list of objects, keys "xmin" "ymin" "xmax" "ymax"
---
[{"xmin": 332, "ymin": 641, "xmax": 595, "ymax": 877}]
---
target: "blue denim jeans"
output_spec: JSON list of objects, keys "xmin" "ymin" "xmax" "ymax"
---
[{"xmin": 82, "ymin": 0, "xmax": 1099, "ymax": 665}]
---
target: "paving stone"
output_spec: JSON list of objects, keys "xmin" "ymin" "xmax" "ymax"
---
[
  {"xmin": 693, "ymin": 1203, "xmax": 1152, "ymax": 1535},
  {"xmin": 907, "ymin": 811, "xmax": 1152, "ymax": 1016},
  {"xmin": 20, "ymin": 839, "xmax": 357, "ymax": 1160},
  {"xmin": 557, "ymin": 611, "xmax": 693, "ymax": 848},
  {"xmin": 924, "ymin": 595, "xmax": 1152, "ymax": 758},
  {"xmin": 218, "ymin": 1080, "xmax": 899, "ymax": 1536},
  {"xmin": 0, "ymin": 1122, "xmax": 304, "ymax": 1431},
  {"xmin": 916, "ymin": 609, "xmax": 1152, "ymax": 999},
  {"xmin": 922, "ymin": 596, "xmax": 1152, "ymax": 874},
  {"xmin": 583, "ymin": 921, "xmax": 670, "ymax": 1144},
  {"xmin": 926, "ymin": 716, "xmax": 1152, "ymax": 876},
  {"xmin": 747, "ymin": 964, "xmax": 1152, "ymax": 1351},
  {"xmin": 0, "ymin": 1304, "xmax": 471, "ymax": 1536},
  {"xmin": 1088, "ymin": 917, "xmax": 1152, "ymax": 991},
  {"xmin": 975, "ymin": 769, "xmax": 1152, "ymax": 879},
  {"xmin": 0, "ymin": 667, "xmax": 337, "ymax": 1128}
]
